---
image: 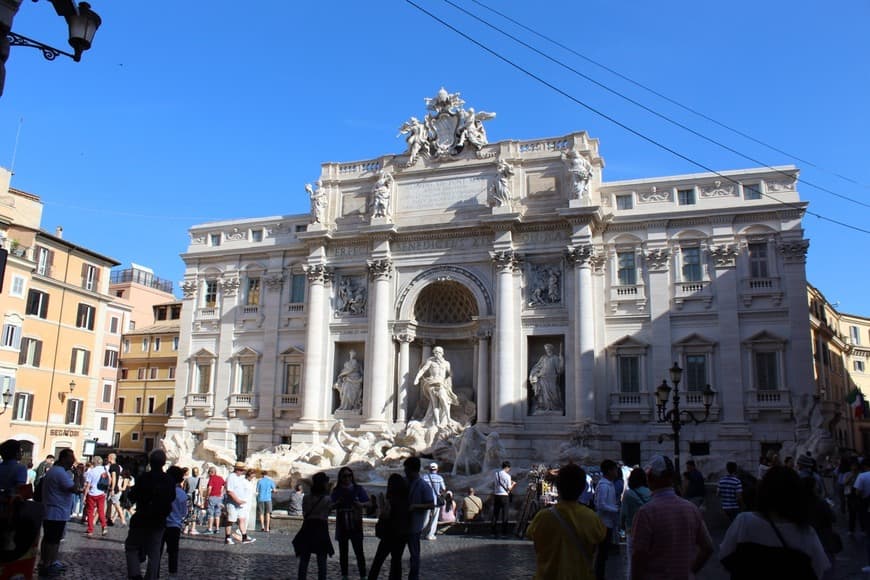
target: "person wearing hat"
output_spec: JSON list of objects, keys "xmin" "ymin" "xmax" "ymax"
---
[
  {"xmin": 224, "ymin": 461, "xmax": 256, "ymax": 545},
  {"xmin": 630, "ymin": 455, "xmax": 713, "ymax": 579},
  {"xmin": 423, "ymin": 462, "xmax": 446, "ymax": 540}
]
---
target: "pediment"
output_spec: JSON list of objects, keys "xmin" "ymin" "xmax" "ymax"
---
[
  {"xmin": 607, "ymin": 335, "xmax": 648, "ymax": 352},
  {"xmin": 280, "ymin": 345, "xmax": 305, "ymax": 356},
  {"xmin": 675, "ymin": 333, "xmax": 716, "ymax": 347},
  {"xmin": 743, "ymin": 330, "xmax": 786, "ymax": 345},
  {"xmin": 232, "ymin": 346, "xmax": 261, "ymax": 360},
  {"xmin": 190, "ymin": 348, "xmax": 216, "ymax": 360}
]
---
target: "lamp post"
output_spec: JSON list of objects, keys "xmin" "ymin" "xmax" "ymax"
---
[
  {"xmin": 655, "ymin": 362, "xmax": 716, "ymax": 478},
  {"xmin": 0, "ymin": 384, "xmax": 11, "ymax": 414},
  {"xmin": 0, "ymin": 0, "xmax": 101, "ymax": 95}
]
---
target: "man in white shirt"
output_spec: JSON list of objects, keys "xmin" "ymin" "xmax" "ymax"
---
[
  {"xmin": 492, "ymin": 461, "xmax": 516, "ymax": 537},
  {"xmin": 594, "ymin": 459, "xmax": 620, "ymax": 580},
  {"xmin": 82, "ymin": 455, "xmax": 110, "ymax": 537},
  {"xmin": 224, "ymin": 462, "xmax": 255, "ymax": 544}
]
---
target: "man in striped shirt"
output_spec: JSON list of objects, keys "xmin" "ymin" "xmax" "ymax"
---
[{"xmin": 717, "ymin": 461, "xmax": 743, "ymax": 522}]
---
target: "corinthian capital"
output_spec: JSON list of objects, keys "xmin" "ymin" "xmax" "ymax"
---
[
  {"xmin": 566, "ymin": 244, "xmax": 595, "ymax": 268},
  {"xmin": 490, "ymin": 250, "xmax": 519, "ymax": 272},
  {"xmin": 644, "ymin": 248, "xmax": 670, "ymax": 272},
  {"xmin": 367, "ymin": 259, "xmax": 394, "ymax": 281},
  {"xmin": 220, "ymin": 277, "xmax": 241, "ymax": 297},
  {"xmin": 778, "ymin": 239, "xmax": 810, "ymax": 263},
  {"xmin": 181, "ymin": 280, "xmax": 197, "ymax": 300},
  {"xmin": 303, "ymin": 264, "xmax": 334, "ymax": 284}
]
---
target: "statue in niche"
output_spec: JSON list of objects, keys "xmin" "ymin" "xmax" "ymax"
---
[
  {"xmin": 561, "ymin": 149, "xmax": 592, "ymax": 202},
  {"xmin": 413, "ymin": 346, "xmax": 459, "ymax": 430},
  {"xmin": 489, "ymin": 160, "xmax": 514, "ymax": 209},
  {"xmin": 398, "ymin": 117, "xmax": 430, "ymax": 166},
  {"xmin": 336, "ymin": 276, "xmax": 366, "ymax": 316},
  {"xmin": 305, "ymin": 181, "xmax": 327, "ymax": 223},
  {"xmin": 529, "ymin": 343, "xmax": 564, "ymax": 414},
  {"xmin": 527, "ymin": 265, "xmax": 562, "ymax": 307},
  {"xmin": 371, "ymin": 170, "xmax": 394, "ymax": 219},
  {"xmin": 333, "ymin": 350, "xmax": 363, "ymax": 411}
]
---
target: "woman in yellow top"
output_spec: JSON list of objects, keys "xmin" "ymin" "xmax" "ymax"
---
[{"xmin": 527, "ymin": 464, "xmax": 606, "ymax": 580}]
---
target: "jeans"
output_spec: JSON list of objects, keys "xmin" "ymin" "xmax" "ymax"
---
[
  {"xmin": 424, "ymin": 507, "xmax": 440, "ymax": 539},
  {"xmin": 368, "ymin": 535, "xmax": 406, "ymax": 580},
  {"xmin": 407, "ymin": 532, "xmax": 422, "ymax": 580},
  {"xmin": 125, "ymin": 526, "xmax": 164, "ymax": 580},
  {"xmin": 337, "ymin": 532, "xmax": 366, "ymax": 579},
  {"xmin": 298, "ymin": 551, "xmax": 327, "ymax": 580},
  {"xmin": 491, "ymin": 495, "xmax": 509, "ymax": 533},
  {"xmin": 72, "ymin": 493, "xmax": 83, "ymax": 516},
  {"xmin": 161, "ymin": 527, "xmax": 181, "ymax": 574},
  {"xmin": 84, "ymin": 494, "xmax": 107, "ymax": 534},
  {"xmin": 594, "ymin": 527, "xmax": 613, "ymax": 580}
]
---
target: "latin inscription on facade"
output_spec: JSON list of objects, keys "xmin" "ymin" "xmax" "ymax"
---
[
  {"xmin": 328, "ymin": 245, "xmax": 368, "ymax": 258},
  {"xmin": 398, "ymin": 176, "xmax": 488, "ymax": 212},
  {"xmin": 394, "ymin": 236, "xmax": 490, "ymax": 253}
]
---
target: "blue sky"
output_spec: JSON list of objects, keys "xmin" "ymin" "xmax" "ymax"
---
[{"xmin": 1, "ymin": 1, "xmax": 867, "ymax": 314}]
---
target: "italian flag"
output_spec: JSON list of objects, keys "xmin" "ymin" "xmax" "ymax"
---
[{"xmin": 846, "ymin": 388, "xmax": 866, "ymax": 419}]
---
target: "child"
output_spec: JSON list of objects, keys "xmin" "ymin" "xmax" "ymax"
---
[{"xmin": 162, "ymin": 466, "xmax": 187, "ymax": 579}]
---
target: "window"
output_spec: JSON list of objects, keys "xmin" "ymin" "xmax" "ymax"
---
[
  {"xmin": 678, "ymin": 188, "xmax": 696, "ymax": 205},
  {"xmin": 170, "ymin": 305, "xmax": 181, "ymax": 319},
  {"xmin": 239, "ymin": 363, "xmax": 255, "ymax": 393},
  {"xmin": 150, "ymin": 367, "xmax": 158, "ymax": 379},
  {"xmin": 855, "ymin": 360, "xmax": 866, "ymax": 373},
  {"xmin": 104, "ymin": 349, "xmax": 119, "ymax": 368},
  {"xmin": 128, "ymin": 321, "xmax": 135, "ymax": 331},
  {"xmin": 117, "ymin": 397, "xmax": 125, "ymax": 413},
  {"xmin": 102, "ymin": 383, "xmax": 113, "ymax": 403},
  {"xmin": 76, "ymin": 304, "xmax": 95, "ymax": 330},
  {"xmin": 35, "ymin": 246, "xmax": 53, "ymax": 276},
  {"xmin": 141, "ymin": 338, "xmax": 149, "ymax": 352},
  {"xmin": 9, "ymin": 275, "xmax": 25, "ymax": 298},
  {"xmin": 25, "ymin": 289, "xmax": 49, "ymax": 318},
  {"xmin": 172, "ymin": 337, "xmax": 179, "ymax": 351},
  {"xmin": 743, "ymin": 182, "xmax": 762, "ymax": 200},
  {"xmin": 283, "ymin": 362, "xmax": 301, "ymax": 395},
  {"xmin": 154, "ymin": 338, "xmax": 161, "ymax": 352},
  {"xmin": 197, "ymin": 363, "xmax": 212, "ymax": 393},
  {"xmin": 204, "ymin": 280, "xmax": 218, "ymax": 307},
  {"xmin": 165, "ymin": 396, "xmax": 174, "ymax": 415},
  {"xmin": 851, "ymin": 326, "xmax": 861, "ymax": 345},
  {"xmin": 290, "ymin": 274, "xmax": 306, "ymax": 303},
  {"xmin": 748, "ymin": 243, "xmax": 769, "ymax": 278},
  {"xmin": 251, "ymin": 229, "xmax": 263, "ymax": 242},
  {"xmin": 82, "ymin": 264, "xmax": 99, "ymax": 291},
  {"xmin": 618, "ymin": 356, "xmax": 640, "ymax": 393},
  {"xmin": 617, "ymin": 252, "xmax": 637, "ymax": 286},
  {"xmin": 755, "ymin": 351, "xmax": 779, "ymax": 390},
  {"xmin": 168, "ymin": 366, "xmax": 176, "ymax": 379},
  {"xmin": 681, "ymin": 247, "xmax": 702, "ymax": 282},
  {"xmin": 137, "ymin": 368, "xmax": 146, "ymax": 380},
  {"xmin": 135, "ymin": 397, "xmax": 142, "ymax": 413},
  {"xmin": 109, "ymin": 317, "xmax": 119, "ymax": 334},
  {"xmin": 155, "ymin": 306, "xmax": 167, "ymax": 321},
  {"xmin": 99, "ymin": 417, "xmax": 109, "ymax": 430},
  {"xmin": 147, "ymin": 397, "xmax": 155, "ymax": 414},
  {"xmin": 235, "ymin": 435, "xmax": 248, "ymax": 462},
  {"xmin": 65, "ymin": 399, "xmax": 83, "ymax": 425},
  {"xmin": 131, "ymin": 432, "xmax": 139, "ymax": 442},
  {"xmin": 246, "ymin": 278, "xmax": 261, "ymax": 306},
  {"xmin": 295, "ymin": 224, "xmax": 307, "ymax": 233},
  {"xmin": 210, "ymin": 233, "xmax": 221, "ymax": 246},
  {"xmin": 2, "ymin": 322, "xmax": 21, "ymax": 349},
  {"xmin": 12, "ymin": 392, "xmax": 32, "ymax": 421},
  {"xmin": 18, "ymin": 338, "xmax": 42, "ymax": 367},
  {"xmin": 120, "ymin": 368, "xmax": 129, "ymax": 380},
  {"xmin": 123, "ymin": 339, "xmax": 130, "ymax": 353},
  {"xmin": 685, "ymin": 354, "xmax": 707, "ymax": 391},
  {"xmin": 69, "ymin": 348, "xmax": 90, "ymax": 375},
  {"xmin": 615, "ymin": 194, "xmax": 633, "ymax": 210}
]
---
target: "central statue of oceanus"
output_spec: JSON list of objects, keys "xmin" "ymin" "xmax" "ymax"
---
[{"xmin": 399, "ymin": 88, "xmax": 496, "ymax": 166}]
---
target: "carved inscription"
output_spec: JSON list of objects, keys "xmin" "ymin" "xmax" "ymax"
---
[
  {"xmin": 394, "ymin": 236, "xmax": 489, "ymax": 252},
  {"xmin": 516, "ymin": 230, "xmax": 567, "ymax": 244},
  {"xmin": 328, "ymin": 245, "xmax": 368, "ymax": 258},
  {"xmin": 398, "ymin": 176, "xmax": 487, "ymax": 212}
]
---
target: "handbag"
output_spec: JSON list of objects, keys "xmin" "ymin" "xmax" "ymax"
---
[{"xmin": 427, "ymin": 475, "xmax": 445, "ymax": 507}]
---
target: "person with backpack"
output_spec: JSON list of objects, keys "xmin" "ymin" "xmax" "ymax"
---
[
  {"xmin": 37, "ymin": 447, "xmax": 76, "ymax": 577},
  {"xmin": 82, "ymin": 455, "xmax": 110, "ymax": 537}
]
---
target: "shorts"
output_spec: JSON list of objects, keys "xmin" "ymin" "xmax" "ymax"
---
[
  {"xmin": 257, "ymin": 501, "xmax": 272, "ymax": 516},
  {"xmin": 109, "ymin": 492, "xmax": 122, "ymax": 505},
  {"xmin": 207, "ymin": 496, "xmax": 223, "ymax": 518},
  {"xmin": 42, "ymin": 520, "xmax": 67, "ymax": 544},
  {"xmin": 226, "ymin": 501, "xmax": 242, "ymax": 523}
]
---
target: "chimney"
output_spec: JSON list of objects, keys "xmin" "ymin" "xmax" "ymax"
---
[{"xmin": 55, "ymin": 226, "xmax": 63, "ymax": 238}]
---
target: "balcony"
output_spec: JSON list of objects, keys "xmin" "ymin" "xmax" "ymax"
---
[
  {"xmin": 274, "ymin": 393, "xmax": 300, "ymax": 417},
  {"xmin": 110, "ymin": 268, "xmax": 174, "ymax": 293},
  {"xmin": 608, "ymin": 392, "xmax": 652, "ymax": 422},
  {"xmin": 608, "ymin": 284, "xmax": 647, "ymax": 314},
  {"xmin": 740, "ymin": 277, "xmax": 783, "ymax": 307},
  {"xmin": 228, "ymin": 392, "xmax": 258, "ymax": 418},
  {"xmin": 197, "ymin": 307, "xmax": 219, "ymax": 320},
  {"xmin": 745, "ymin": 389, "xmax": 792, "ymax": 420},
  {"xmin": 184, "ymin": 393, "xmax": 213, "ymax": 417},
  {"xmin": 673, "ymin": 280, "xmax": 713, "ymax": 309}
]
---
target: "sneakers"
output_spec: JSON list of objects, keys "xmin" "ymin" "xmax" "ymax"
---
[
  {"xmin": 425, "ymin": 535, "xmax": 437, "ymax": 540},
  {"xmin": 101, "ymin": 528, "xmax": 108, "ymax": 536},
  {"xmin": 189, "ymin": 529, "xmax": 200, "ymax": 535},
  {"xmin": 224, "ymin": 537, "xmax": 235, "ymax": 545},
  {"xmin": 242, "ymin": 537, "xmax": 256, "ymax": 544}
]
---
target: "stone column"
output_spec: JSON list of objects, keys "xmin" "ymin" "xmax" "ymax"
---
[
  {"xmin": 363, "ymin": 259, "xmax": 392, "ymax": 424},
  {"xmin": 395, "ymin": 334, "xmax": 414, "ymax": 423},
  {"xmin": 492, "ymin": 250, "xmax": 519, "ymax": 425},
  {"xmin": 475, "ymin": 329, "xmax": 491, "ymax": 424},
  {"xmin": 300, "ymin": 264, "xmax": 331, "ymax": 422},
  {"xmin": 567, "ymin": 245, "xmax": 595, "ymax": 420}
]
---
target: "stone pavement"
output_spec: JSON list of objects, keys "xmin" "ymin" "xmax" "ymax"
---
[{"xmin": 38, "ymin": 511, "xmax": 870, "ymax": 579}]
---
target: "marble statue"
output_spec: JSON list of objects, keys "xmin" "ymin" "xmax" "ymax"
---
[
  {"xmin": 455, "ymin": 107, "xmax": 496, "ymax": 152},
  {"xmin": 413, "ymin": 346, "xmax": 459, "ymax": 430},
  {"xmin": 371, "ymin": 170, "xmax": 394, "ymax": 218},
  {"xmin": 483, "ymin": 431, "xmax": 505, "ymax": 473},
  {"xmin": 529, "ymin": 343, "xmax": 564, "ymax": 414},
  {"xmin": 452, "ymin": 424, "xmax": 486, "ymax": 475},
  {"xmin": 306, "ymin": 181, "xmax": 327, "ymax": 223},
  {"xmin": 527, "ymin": 265, "xmax": 562, "ymax": 306},
  {"xmin": 333, "ymin": 350, "xmax": 363, "ymax": 411},
  {"xmin": 336, "ymin": 276, "xmax": 366, "ymax": 316},
  {"xmin": 489, "ymin": 160, "xmax": 514, "ymax": 208},
  {"xmin": 561, "ymin": 149, "xmax": 592, "ymax": 202},
  {"xmin": 558, "ymin": 420, "xmax": 600, "ymax": 464},
  {"xmin": 399, "ymin": 117, "xmax": 430, "ymax": 166}
]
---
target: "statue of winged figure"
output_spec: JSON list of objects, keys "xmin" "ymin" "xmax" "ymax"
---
[
  {"xmin": 399, "ymin": 116, "xmax": 430, "ymax": 166},
  {"xmin": 456, "ymin": 107, "xmax": 496, "ymax": 152}
]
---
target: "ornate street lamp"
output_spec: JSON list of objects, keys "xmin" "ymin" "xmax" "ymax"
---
[
  {"xmin": 655, "ymin": 362, "xmax": 716, "ymax": 478},
  {"xmin": 1, "ymin": 0, "xmax": 101, "ymax": 95},
  {"xmin": 0, "ymin": 385, "xmax": 11, "ymax": 414}
]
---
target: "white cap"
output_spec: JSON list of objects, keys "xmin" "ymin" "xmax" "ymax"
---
[{"xmin": 429, "ymin": 462, "xmax": 438, "ymax": 470}]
